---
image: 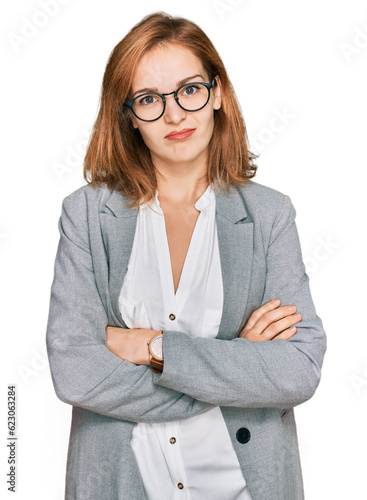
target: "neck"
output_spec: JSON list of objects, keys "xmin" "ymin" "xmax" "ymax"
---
[{"xmin": 154, "ymin": 158, "xmax": 209, "ymax": 206}]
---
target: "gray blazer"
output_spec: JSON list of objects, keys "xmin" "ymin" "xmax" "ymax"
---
[{"xmin": 46, "ymin": 179, "xmax": 327, "ymax": 500}]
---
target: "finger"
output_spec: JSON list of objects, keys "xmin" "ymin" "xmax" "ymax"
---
[
  {"xmin": 261, "ymin": 313, "xmax": 302, "ymax": 340},
  {"xmin": 244, "ymin": 299, "xmax": 282, "ymax": 330},
  {"xmin": 251, "ymin": 305, "xmax": 299, "ymax": 335},
  {"xmin": 272, "ymin": 326, "xmax": 298, "ymax": 341}
]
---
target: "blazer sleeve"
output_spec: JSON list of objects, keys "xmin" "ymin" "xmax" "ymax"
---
[
  {"xmin": 46, "ymin": 195, "xmax": 215, "ymax": 423},
  {"xmin": 153, "ymin": 194, "xmax": 327, "ymax": 409}
]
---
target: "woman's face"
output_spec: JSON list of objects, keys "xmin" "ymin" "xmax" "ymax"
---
[{"xmin": 129, "ymin": 43, "xmax": 221, "ymax": 172}]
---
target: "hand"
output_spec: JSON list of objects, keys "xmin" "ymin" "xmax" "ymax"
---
[
  {"xmin": 239, "ymin": 299, "xmax": 302, "ymax": 341},
  {"xmin": 105, "ymin": 326, "xmax": 160, "ymax": 365}
]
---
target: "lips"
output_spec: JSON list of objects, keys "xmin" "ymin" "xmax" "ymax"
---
[{"xmin": 165, "ymin": 128, "xmax": 196, "ymax": 140}]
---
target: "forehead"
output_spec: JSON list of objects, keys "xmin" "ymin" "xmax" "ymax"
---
[{"xmin": 131, "ymin": 44, "xmax": 207, "ymax": 91}]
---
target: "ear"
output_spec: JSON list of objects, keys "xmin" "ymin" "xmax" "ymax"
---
[
  {"xmin": 131, "ymin": 116, "xmax": 139, "ymax": 129},
  {"xmin": 213, "ymin": 75, "xmax": 222, "ymax": 111}
]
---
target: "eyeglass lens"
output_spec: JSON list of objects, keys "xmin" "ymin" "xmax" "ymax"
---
[{"xmin": 132, "ymin": 83, "xmax": 210, "ymax": 121}]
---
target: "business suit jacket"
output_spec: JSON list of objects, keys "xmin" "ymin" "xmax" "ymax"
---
[{"xmin": 46, "ymin": 179, "xmax": 327, "ymax": 500}]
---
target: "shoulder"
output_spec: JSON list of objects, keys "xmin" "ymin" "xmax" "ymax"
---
[
  {"xmin": 57, "ymin": 184, "xmax": 117, "ymax": 249},
  {"xmin": 234, "ymin": 179, "xmax": 296, "ymax": 224},
  {"xmin": 237, "ymin": 179, "xmax": 291, "ymax": 209},
  {"xmin": 60, "ymin": 183, "xmax": 114, "ymax": 215}
]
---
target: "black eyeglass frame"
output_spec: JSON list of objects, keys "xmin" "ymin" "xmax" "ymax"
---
[{"xmin": 125, "ymin": 79, "xmax": 215, "ymax": 123}]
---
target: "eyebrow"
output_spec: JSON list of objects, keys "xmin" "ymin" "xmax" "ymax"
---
[{"xmin": 132, "ymin": 74, "xmax": 205, "ymax": 98}]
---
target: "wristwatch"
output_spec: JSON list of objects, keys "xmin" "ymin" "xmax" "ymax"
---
[{"xmin": 147, "ymin": 330, "xmax": 164, "ymax": 373}]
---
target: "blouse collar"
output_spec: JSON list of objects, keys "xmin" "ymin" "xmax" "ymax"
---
[{"xmin": 144, "ymin": 184, "xmax": 215, "ymax": 215}]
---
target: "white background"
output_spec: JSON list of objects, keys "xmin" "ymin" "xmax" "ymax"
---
[{"xmin": 1, "ymin": 0, "xmax": 366, "ymax": 498}]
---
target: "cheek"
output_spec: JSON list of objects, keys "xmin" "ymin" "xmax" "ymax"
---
[
  {"xmin": 200, "ymin": 111, "xmax": 215, "ymax": 138},
  {"xmin": 137, "ymin": 127, "xmax": 161, "ymax": 150}
]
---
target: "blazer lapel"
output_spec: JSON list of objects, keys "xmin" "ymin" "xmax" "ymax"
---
[
  {"xmin": 215, "ymin": 184, "xmax": 253, "ymax": 340},
  {"xmin": 99, "ymin": 184, "xmax": 254, "ymax": 339},
  {"xmin": 100, "ymin": 191, "xmax": 138, "ymax": 327}
]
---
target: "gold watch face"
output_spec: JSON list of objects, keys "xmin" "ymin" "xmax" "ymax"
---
[{"xmin": 151, "ymin": 335, "xmax": 163, "ymax": 359}]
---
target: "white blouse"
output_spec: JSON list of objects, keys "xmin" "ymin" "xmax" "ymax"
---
[{"xmin": 118, "ymin": 184, "xmax": 252, "ymax": 500}]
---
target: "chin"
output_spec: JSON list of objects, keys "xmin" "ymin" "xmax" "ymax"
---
[
  {"xmin": 168, "ymin": 143, "xmax": 208, "ymax": 162},
  {"xmin": 171, "ymin": 151, "xmax": 205, "ymax": 165}
]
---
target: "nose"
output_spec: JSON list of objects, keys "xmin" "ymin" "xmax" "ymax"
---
[{"xmin": 163, "ymin": 93, "xmax": 186, "ymax": 124}]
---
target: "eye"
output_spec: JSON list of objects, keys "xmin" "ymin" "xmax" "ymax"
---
[
  {"xmin": 183, "ymin": 85, "xmax": 200, "ymax": 96},
  {"xmin": 138, "ymin": 94, "xmax": 158, "ymax": 105}
]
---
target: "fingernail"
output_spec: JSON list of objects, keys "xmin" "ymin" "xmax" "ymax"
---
[
  {"xmin": 288, "ymin": 306, "xmax": 296, "ymax": 311},
  {"xmin": 272, "ymin": 299, "xmax": 280, "ymax": 304},
  {"xmin": 290, "ymin": 327, "xmax": 296, "ymax": 332}
]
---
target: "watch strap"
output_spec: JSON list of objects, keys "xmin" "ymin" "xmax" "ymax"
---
[{"xmin": 150, "ymin": 357, "xmax": 164, "ymax": 373}]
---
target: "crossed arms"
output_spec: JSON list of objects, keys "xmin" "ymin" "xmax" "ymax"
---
[{"xmin": 46, "ymin": 193, "xmax": 327, "ymax": 423}]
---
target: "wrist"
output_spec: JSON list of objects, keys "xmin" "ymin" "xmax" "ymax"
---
[{"xmin": 147, "ymin": 330, "xmax": 164, "ymax": 373}]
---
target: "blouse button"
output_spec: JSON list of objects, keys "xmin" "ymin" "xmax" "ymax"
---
[
  {"xmin": 169, "ymin": 437, "xmax": 176, "ymax": 444},
  {"xmin": 169, "ymin": 313, "xmax": 176, "ymax": 321},
  {"xmin": 177, "ymin": 483, "xmax": 184, "ymax": 490}
]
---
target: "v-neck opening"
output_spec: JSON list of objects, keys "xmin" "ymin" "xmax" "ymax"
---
[
  {"xmin": 169, "ymin": 211, "xmax": 201, "ymax": 298},
  {"xmin": 148, "ymin": 184, "xmax": 216, "ymax": 312}
]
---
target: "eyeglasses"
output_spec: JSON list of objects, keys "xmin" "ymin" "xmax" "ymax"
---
[{"xmin": 125, "ymin": 80, "xmax": 215, "ymax": 122}]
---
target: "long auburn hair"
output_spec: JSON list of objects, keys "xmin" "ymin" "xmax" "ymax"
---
[{"xmin": 83, "ymin": 12, "xmax": 259, "ymax": 207}]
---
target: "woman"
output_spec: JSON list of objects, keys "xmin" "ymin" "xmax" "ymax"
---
[{"xmin": 46, "ymin": 12, "xmax": 327, "ymax": 500}]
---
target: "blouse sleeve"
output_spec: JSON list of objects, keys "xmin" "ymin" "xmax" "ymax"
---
[
  {"xmin": 46, "ymin": 195, "xmax": 216, "ymax": 423},
  {"xmin": 152, "ymin": 195, "xmax": 327, "ymax": 409}
]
